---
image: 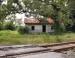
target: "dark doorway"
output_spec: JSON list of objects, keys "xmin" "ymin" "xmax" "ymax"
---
[
  {"xmin": 42, "ymin": 25, "xmax": 46, "ymax": 32},
  {"xmin": 31, "ymin": 26, "xmax": 35, "ymax": 30}
]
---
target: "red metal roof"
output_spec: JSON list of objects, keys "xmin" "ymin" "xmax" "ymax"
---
[
  {"xmin": 24, "ymin": 18, "xmax": 40, "ymax": 24},
  {"xmin": 24, "ymin": 17, "xmax": 54, "ymax": 25}
]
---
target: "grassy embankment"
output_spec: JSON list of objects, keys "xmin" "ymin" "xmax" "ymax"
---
[{"xmin": 0, "ymin": 30, "xmax": 75, "ymax": 45}]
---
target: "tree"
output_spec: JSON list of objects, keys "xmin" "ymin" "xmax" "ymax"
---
[
  {"xmin": 0, "ymin": 0, "xmax": 70, "ymax": 33},
  {"xmin": 0, "ymin": 4, "xmax": 8, "ymax": 23},
  {"xmin": 66, "ymin": 0, "xmax": 75, "ymax": 32},
  {"xmin": 0, "ymin": 0, "xmax": 23, "ymax": 23},
  {"xmin": 68, "ymin": 0, "xmax": 75, "ymax": 23},
  {"xmin": 22, "ymin": 0, "xmax": 69, "ymax": 33}
]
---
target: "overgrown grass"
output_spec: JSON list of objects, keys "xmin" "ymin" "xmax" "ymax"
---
[{"xmin": 0, "ymin": 30, "xmax": 75, "ymax": 45}]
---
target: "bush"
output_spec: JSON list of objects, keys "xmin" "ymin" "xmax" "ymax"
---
[
  {"xmin": 0, "ymin": 22, "xmax": 3, "ymax": 30},
  {"xmin": 18, "ymin": 26, "xmax": 29, "ymax": 34},
  {"xmin": 4, "ymin": 22, "xmax": 16, "ymax": 30}
]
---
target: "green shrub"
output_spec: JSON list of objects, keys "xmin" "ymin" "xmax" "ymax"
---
[
  {"xmin": 4, "ymin": 22, "xmax": 16, "ymax": 30},
  {"xmin": 0, "ymin": 22, "xmax": 3, "ymax": 30},
  {"xmin": 18, "ymin": 26, "xmax": 29, "ymax": 34}
]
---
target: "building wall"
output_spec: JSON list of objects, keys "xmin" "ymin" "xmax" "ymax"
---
[
  {"xmin": 27, "ymin": 25, "xmax": 42, "ymax": 33},
  {"xmin": 46, "ymin": 25, "xmax": 54, "ymax": 32},
  {"xmin": 26, "ymin": 25, "xmax": 54, "ymax": 33}
]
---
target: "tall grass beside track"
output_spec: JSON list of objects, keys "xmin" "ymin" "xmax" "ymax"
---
[{"xmin": 0, "ymin": 30, "xmax": 75, "ymax": 45}]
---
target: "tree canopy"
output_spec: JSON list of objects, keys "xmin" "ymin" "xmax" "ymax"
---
[{"xmin": 0, "ymin": 0, "xmax": 74, "ymax": 32}]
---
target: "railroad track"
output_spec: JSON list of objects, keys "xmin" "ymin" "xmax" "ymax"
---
[{"xmin": 0, "ymin": 41, "xmax": 75, "ymax": 58}]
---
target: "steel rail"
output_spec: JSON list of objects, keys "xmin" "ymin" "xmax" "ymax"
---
[{"xmin": 0, "ymin": 41, "xmax": 75, "ymax": 57}]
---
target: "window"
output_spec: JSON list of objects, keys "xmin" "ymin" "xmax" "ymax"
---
[{"xmin": 32, "ymin": 26, "xmax": 35, "ymax": 30}]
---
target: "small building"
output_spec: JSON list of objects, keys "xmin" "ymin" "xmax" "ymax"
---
[{"xmin": 24, "ymin": 17, "xmax": 54, "ymax": 33}]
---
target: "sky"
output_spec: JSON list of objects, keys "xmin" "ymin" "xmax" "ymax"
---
[
  {"xmin": 2, "ymin": 0, "xmax": 26, "ymax": 19},
  {"xmin": 2, "ymin": 0, "xmax": 43, "ymax": 20},
  {"xmin": 16, "ymin": 13, "xmax": 25, "ymax": 19},
  {"xmin": 2, "ymin": 0, "xmax": 7, "ymax": 5}
]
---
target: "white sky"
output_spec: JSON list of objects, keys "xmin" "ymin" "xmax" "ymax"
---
[
  {"xmin": 16, "ymin": 13, "xmax": 25, "ymax": 19},
  {"xmin": 2, "ymin": 0, "xmax": 26, "ymax": 19},
  {"xmin": 2, "ymin": 0, "xmax": 7, "ymax": 5}
]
